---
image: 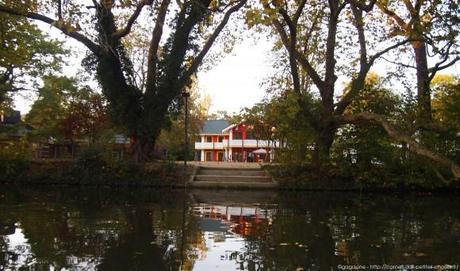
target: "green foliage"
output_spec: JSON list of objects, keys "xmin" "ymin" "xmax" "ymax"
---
[
  {"xmin": 25, "ymin": 75, "xmax": 109, "ymax": 143},
  {"xmin": 431, "ymin": 75, "xmax": 460, "ymax": 162},
  {"xmin": 333, "ymin": 74, "xmax": 402, "ymax": 169},
  {"xmin": 268, "ymin": 73, "xmax": 460, "ymax": 189},
  {"xmin": 156, "ymin": 83, "xmax": 206, "ymax": 161},
  {"xmin": 240, "ymin": 92, "xmax": 316, "ymax": 164},
  {"xmin": 73, "ymin": 145, "xmax": 108, "ymax": 180},
  {"xmin": 26, "ymin": 75, "xmax": 74, "ymax": 140},
  {"xmin": 0, "ymin": 12, "xmax": 64, "ymax": 104},
  {"xmin": 0, "ymin": 140, "xmax": 30, "ymax": 181}
]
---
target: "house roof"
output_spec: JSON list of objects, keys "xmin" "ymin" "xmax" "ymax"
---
[
  {"xmin": 222, "ymin": 123, "xmax": 238, "ymax": 133},
  {"xmin": 1, "ymin": 110, "xmax": 21, "ymax": 125},
  {"xmin": 201, "ymin": 119, "xmax": 230, "ymax": 134}
]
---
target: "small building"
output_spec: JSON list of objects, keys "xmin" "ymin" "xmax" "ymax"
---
[
  {"xmin": 194, "ymin": 120, "xmax": 280, "ymax": 162},
  {"xmin": 1, "ymin": 110, "xmax": 21, "ymax": 125},
  {"xmin": 0, "ymin": 110, "xmax": 32, "ymax": 143}
]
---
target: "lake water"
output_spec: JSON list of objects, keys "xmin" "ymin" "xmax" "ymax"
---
[{"xmin": 0, "ymin": 186, "xmax": 459, "ymax": 271}]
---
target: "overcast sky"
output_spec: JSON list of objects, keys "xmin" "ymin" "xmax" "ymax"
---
[
  {"xmin": 11, "ymin": 3, "xmax": 277, "ymax": 116},
  {"xmin": 12, "ymin": 15, "xmax": 459, "ymax": 115},
  {"xmin": 197, "ymin": 38, "xmax": 273, "ymax": 115},
  {"xmin": 13, "ymin": 30, "xmax": 273, "ymax": 116}
]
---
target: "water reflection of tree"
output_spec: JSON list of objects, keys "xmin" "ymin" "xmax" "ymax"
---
[
  {"xmin": 233, "ymin": 206, "xmax": 337, "ymax": 270},
  {"xmin": 226, "ymin": 193, "xmax": 460, "ymax": 270},
  {"xmin": 0, "ymin": 188, "xmax": 205, "ymax": 271},
  {"xmin": 97, "ymin": 202, "xmax": 203, "ymax": 271},
  {"xmin": 1, "ymin": 188, "xmax": 460, "ymax": 270},
  {"xmin": 327, "ymin": 195, "xmax": 460, "ymax": 265},
  {"xmin": 0, "ymin": 234, "xmax": 7, "ymax": 269}
]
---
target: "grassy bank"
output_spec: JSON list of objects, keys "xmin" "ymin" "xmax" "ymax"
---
[
  {"xmin": 265, "ymin": 163, "xmax": 460, "ymax": 192},
  {"xmin": 2, "ymin": 154, "xmax": 459, "ymax": 192},
  {"xmin": 0, "ymin": 157, "xmax": 190, "ymax": 187}
]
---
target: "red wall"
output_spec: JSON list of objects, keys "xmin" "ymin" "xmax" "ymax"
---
[{"xmin": 232, "ymin": 124, "xmax": 249, "ymax": 139}]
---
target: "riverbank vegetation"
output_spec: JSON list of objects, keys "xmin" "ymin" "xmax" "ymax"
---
[
  {"xmin": 0, "ymin": 144, "xmax": 184, "ymax": 186},
  {"xmin": 0, "ymin": 0, "xmax": 459, "ymax": 190},
  {"xmin": 241, "ymin": 0, "xmax": 460, "ymax": 189}
]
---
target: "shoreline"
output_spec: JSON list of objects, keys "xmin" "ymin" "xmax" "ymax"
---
[{"xmin": 1, "ymin": 159, "xmax": 459, "ymax": 193}]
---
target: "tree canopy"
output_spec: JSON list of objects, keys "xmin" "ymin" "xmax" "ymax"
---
[
  {"xmin": 0, "ymin": 0, "xmax": 247, "ymax": 161},
  {"xmin": 0, "ymin": 12, "xmax": 64, "ymax": 105}
]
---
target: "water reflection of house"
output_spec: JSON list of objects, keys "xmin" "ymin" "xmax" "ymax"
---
[{"xmin": 193, "ymin": 204, "xmax": 273, "ymax": 237}]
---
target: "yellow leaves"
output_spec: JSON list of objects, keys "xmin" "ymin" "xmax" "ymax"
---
[
  {"xmin": 431, "ymin": 74, "xmax": 456, "ymax": 86},
  {"xmin": 245, "ymin": 9, "xmax": 262, "ymax": 28},
  {"xmin": 51, "ymin": 20, "xmax": 78, "ymax": 33},
  {"xmin": 377, "ymin": 0, "xmax": 390, "ymax": 8},
  {"xmin": 210, "ymin": 0, "xmax": 219, "ymax": 11},
  {"xmin": 245, "ymin": 7, "xmax": 277, "ymax": 29},
  {"xmin": 51, "ymin": 20, "xmax": 64, "ymax": 29}
]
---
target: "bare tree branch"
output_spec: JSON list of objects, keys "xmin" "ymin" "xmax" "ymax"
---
[
  {"xmin": 381, "ymin": 56, "xmax": 417, "ymax": 69},
  {"xmin": 333, "ymin": 2, "xmax": 372, "ymax": 115},
  {"xmin": 0, "ymin": 5, "xmax": 100, "ymax": 54},
  {"xmin": 112, "ymin": 0, "xmax": 153, "ymax": 39},
  {"xmin": 334, "ymin": 38, "xmax": 410, "ymax": 115},
  {"xmin": 145, "ymin": 0, "xmax": 171, "ymax": 91},
  {"xmin": 181, "ymin": 0, "xmax": 246, "ymax": 84},
  {"xmin": 429, "ymin": 56, "xmax": 460, "ymax": 81},
  {"xmin": 369, "ymin": 38, "xmax": 411, "ymax": 65},
  {"xmin": 57, "ymin": 0, "xmax": 62, "ymax": 20},
  {"xmin": 340, "ymin": 112, "xmax": 460, "ymax": 180},
  {"xmin": 277, "ymin": 6, "xmax": 301, "ymax": 93},
  {"xmin": 377, "ymin": 3, "xmax": 408, "ymax": 30},
  {"xmin": 293, "ymin": 0, "xmax": 307, "ymax": 24},
  {"xmin": 323, "ymin": 0, "xmax": 342, "ymax": 95}
]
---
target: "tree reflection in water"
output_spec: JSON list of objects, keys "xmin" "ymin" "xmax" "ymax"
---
[{"xmin": 0, "ymin": 187, "xmax": 459, "ymax": 270}]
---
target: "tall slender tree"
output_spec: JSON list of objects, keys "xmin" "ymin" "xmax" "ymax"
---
[
  {"xmin": 249, "ymin": 0, "xmax": 460, "ymax": 179},
  {"xmin": 377, "ymin": 0, "xmax": 460, "ymax": 143}
]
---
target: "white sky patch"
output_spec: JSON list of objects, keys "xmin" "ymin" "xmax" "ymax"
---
[
  {"xmin": 198, "ymin": 39, "xmax": 273, "ymax": 115},
  {"xmin": 10, "ymin": 12, "xmax": 459, "ymax": 116},
  {"xmin": 193, "ymin": 231, "xmax": 247, "ymax": 271},
  {"xmin": 13, "ymin": 21, "xmax": 274, "ymax": 117},
  {"xmin": 4, "ymin": 224, "xmax": 37, "ymax": 269}
]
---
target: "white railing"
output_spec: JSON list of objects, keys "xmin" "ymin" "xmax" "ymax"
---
[
  {"xmin": 224, "ymin": 139, "xmax": 279, "ymax": 148},
  {"xmin": 195, "ymin": 140, "xmax": 280, "ymax": 149},
  {"xmin": 194, "ymin": 142, "xmax": 225, "ymax": 150}
]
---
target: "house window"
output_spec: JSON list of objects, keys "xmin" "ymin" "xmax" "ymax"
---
[
  {"xmin": 246, "ymin": 130, "xmax": 255, "ymax": 139},
  {"xmin": 233, "ymin": 132, "xmax": 242, "ymax": 140},
  {"xmin": 218, "ymin": 136, "xmax": 224, "ymax": 142},
  {"xmin": 206, "ymin": 136, "xmax": 212, "ymax": 142}
]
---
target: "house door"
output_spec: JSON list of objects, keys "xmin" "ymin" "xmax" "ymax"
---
[
  {"xmin": 217, "ymin": 152, "xmax": 224, "ymax": 161},
  {"xmin": 205, "ymin": 151, "xmax": 213, "ymax": 161}
]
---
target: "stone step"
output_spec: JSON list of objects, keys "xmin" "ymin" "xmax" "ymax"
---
[
  {"xmin": 198, "ymin": 168, "xmax": 266, "ymax": 176},
  {"xmin": 194, "ymin": 175, "xmax": 273, "ymax": 183},
  {"xmin": 189, "ymin": 181, "xmax": 278, "ymax": 189}
]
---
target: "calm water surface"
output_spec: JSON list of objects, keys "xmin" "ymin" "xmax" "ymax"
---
[{"xmin": 0, "ymin": 186, "xmax": 459, "ymax": 270}]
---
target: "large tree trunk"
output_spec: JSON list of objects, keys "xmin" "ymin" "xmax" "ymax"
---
[
  {"xmin": 133, "ymin": 136, "xmax": 156, "ymax": 163},
  {"xmin": 312, "ymin": 111, "xmax": 337, "ymax": 174},
  {"xmin": 413, "ymin": 39, "xmax": 434, "ymax": 147},
  {"xmin": 313, "ymin": 129, "xmax": 335, "ymax": 169},
  {"xmin": 413, "ymin": 42, "xmax": 432, "ymax": 122}
]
